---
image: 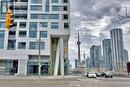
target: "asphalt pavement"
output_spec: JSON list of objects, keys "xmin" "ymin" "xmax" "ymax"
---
[{"xmin": 0, "ymin": 76, "xmax": 130, "ymax": 87}]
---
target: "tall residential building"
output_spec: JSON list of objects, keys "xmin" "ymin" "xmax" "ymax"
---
[
  {"xmin": 124, "ymin": 49, "xmax": 129, "ymax": 63},
  {"xmin": 0, "ymin": 0, "xmax": 70, "ymax": 76},
  {"xmin": 85, "ymin": 57, "xmax": 90, "ymax": 68},
  {"xmin": 90, "ymin": 45, "xmax": 101, "ymax": 69},
  {"xmin": 110, "ymin": 28, "xmax": 125, "ymax": 71},
  {"xmin": 102, "ymin": 39, "xmax": 112, "ymax": 70}
]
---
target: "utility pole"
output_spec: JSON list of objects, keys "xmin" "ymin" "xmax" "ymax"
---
[{"xmin": 77, "ymin": 30, "xmax": 81, "ymax": 68}]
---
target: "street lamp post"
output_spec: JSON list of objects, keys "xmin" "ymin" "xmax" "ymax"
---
[{"xmin": 38, "ymin": 31, "xmax": 41, "ymax": 78}]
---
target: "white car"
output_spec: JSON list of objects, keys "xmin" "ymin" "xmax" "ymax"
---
[{"xmin": 88, "ymin": 72, "xmax": 97, "ymax": 78}]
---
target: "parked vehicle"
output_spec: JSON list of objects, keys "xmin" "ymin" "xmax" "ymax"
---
[
  {"xmin": 84, "ymin": 72, "xmax": 88, "ymax": 77},
  {"xmin": 88, "ymin": 72, "xmax": 97, "ymax": 78},
  {"xmin": 101, "ymin": 72, "xmax": 113, "ymax": 78},
  {"xmin": 96, "ymin": 72, "xmax": 102, "ymax": 77}
]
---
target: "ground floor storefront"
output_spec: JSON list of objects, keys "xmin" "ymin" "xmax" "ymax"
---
[
  {"xmin": 27, "ymin": 61, "xmax": 49, "ymax": 76},
  {"xmin": 0, "ymin": 59, "xmax": 49, "ymax": 76},
  {"xmin": 0, "ymin": 60, "xmax": 18, "ymax": 75}
]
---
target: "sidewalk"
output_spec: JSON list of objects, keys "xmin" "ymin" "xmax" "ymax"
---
[
  {"xmin": 114, "ymin": 72, "xmax": 130, "ymax": 78},
  {"xmin": 0, "ymin": 75, "xmax": 82, "ymax": 80}
]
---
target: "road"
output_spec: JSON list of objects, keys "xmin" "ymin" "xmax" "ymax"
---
[{"xmin": 0, "ymin": 76, "xmax": 130, "ymax": 87}]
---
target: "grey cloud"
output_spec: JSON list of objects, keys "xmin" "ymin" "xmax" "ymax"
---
[{"xmin": 69, "ymin": 0, "xmax": 130, "ymax": 64}]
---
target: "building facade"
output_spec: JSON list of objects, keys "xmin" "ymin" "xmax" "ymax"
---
[
  {"xmin": 90, "ymin": 45, "xmax": 101, "ymax": 69},
  {"xmin": 0, "ymin": 0, "xmax": 70, "ymax": 76},
  {"xmin": 110, "ymin": 28, "xmax": 125, "ymax": 72},
  {"xmin": 124, "ymin": 49, "xmax": 129, "ymax": 70},
  {"xmin": 102, "ymin": 39, "xmax": 112, "ymax": 70}
]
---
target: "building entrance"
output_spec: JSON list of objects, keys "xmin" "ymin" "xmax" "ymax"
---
[{"xmin": 27, "ymin": 61, "xmax": 49, "ymax": 76}]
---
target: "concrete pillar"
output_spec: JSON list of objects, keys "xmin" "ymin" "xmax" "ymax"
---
[
  {"xmin": 54, "ymin": 40, "xmax": 60, "ymax": 76},
  {"xmin": 18, "ymin": 59, "xmax": 27, "ymax": 76},
  {"xmin": 60, "ymin": 37, "xmax": 64, "ymax": 75}
]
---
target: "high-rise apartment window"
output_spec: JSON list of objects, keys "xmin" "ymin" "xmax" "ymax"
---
[
  {"xmin": 45, "ymin": 0, "xmax": 50, "ymax": 12},
  {"xmin": 29, "ymin": 22, "xmax": 37, "ymax": 30},
  {"xmin": 29, "ymin": 42, "xmax": 45, "ymax": 49},
  {"xmin": 31, "ymin": 14, "xmax": 38, "ymax": 19},
  {"xmin": 51, "ymin": 0, "xmax": 59, "ymax": 3},
  {"xmin": 64, "ymin": 22, "xmax": 69, "ymax": 29},
  {"xmin": 29, "ymin": 31, "xmax": 37, "ymax": 38},
  {"xmin": 40, "ymin": 31, "xmax": 47, "ymax": 38},
  {"xmin": 31, "ymin": 0, "xmax": 42, "ymax": 4},
  {"xmin": 63, "ymin": 0, "xmax": 68, "ymax": 3},
  {"xmin": 7, "ymin": 40, "xmax": 16, "ymax": 50},
  {"xmin": 18, "ymin": 42, "xmax": 26, "ymax": 49},
  {"xmin": 31, "ymin": 14, "xmax": 59, "ymax": 19},
  {"xmin": 8, "ymin": 31, "xmax": 16, "ymax": 38},
  {"xmin": 29, "ymin": 42, "xmax": 37, "ymax": 49},
  {"xmin": 63, "ymin": 6, "xmax": 68, "ymax": 11},
  {"xmin": 51, "ymin": 22, "xmax": 59, "ymax": 29},
  {"xmin": 39, "ymin": 22, "xmax": 48, "ymax": 28},
  {"xmin": 0, "ymin": 22, "xmax": 5, "ymax": 28},
  {"xmin": 15, "ymin": 14, "xmax": 27, "ymax": 19},
  {"xmin": 30, "ymin": 5, "xmax": 42, "ymax": 11},
  {"xmin": 50, "ymin": 14, "xmax": 59, "ymax": 19},
  {"xmin": 0, "ymin": 31, "xmax": 4, "ymax": 49},
  {"xmin": 19, "ymin": 31, "xmax": 26, "ymax": 37},
  {"xmin": 62, "ymin": 14, "xmax": 68, "ymax": 20},
  {"xmin": 52, "ymin": 6, "xmax": 61, "ymax": 11},
  {"xmin": 19, "ymin": 22, "xmax": 26, "ymax": 28}
]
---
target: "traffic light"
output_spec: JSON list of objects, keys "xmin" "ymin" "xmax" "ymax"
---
[{"xmin": 5, "ymin": 7, "xmax": 14, "ymax": 31}]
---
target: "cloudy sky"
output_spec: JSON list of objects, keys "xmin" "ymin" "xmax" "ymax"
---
[{"xmin": 69, "ymin": 0, "xmax": 130, "ymax": 68}]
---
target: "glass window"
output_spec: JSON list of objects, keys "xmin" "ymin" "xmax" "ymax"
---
[
  {"xmin": 29, "ymin": 22, "xmax": 37, "ymax": 30},
  {"xmin": 31, "ymin": 0, "xmax": 42, "ymax": 3},
  {"xmin": 19, "ymin": 22, "xmax": 26, "ymax": 28},
  {"xmin": 0, "ymin": 31, "xmax": 4, "ymax": 49},
  {"xmin": 30, "ymin": 5, "xmax": 42, "ymax": 11},
  {"xmin": 40, "ymin": 42, "xmax": 45, "ymax": 49},
  {"xmin": 43, "ymin": 14, "xmax": 50, "ymax": 19},
  {"xmin": 39, "ymin": 22, "xmax": 48, "ymax": 28},
  {"xmin": 40, "ymin": 31, "xmax": 47, "ymax": 38},
  {"xmin": 29, "ymin": 42, "xmax": 37, "ymax": 49},
  {"xmin": 50, "ymin": 14, "xmax": 59, "ymax": 19},
  {"xmin": 64, "ymin": 22, "xmax": 69, "ymax": 29},
  {"xmin": 7, "ymin": 40, "xmax": 16, "ymax": 50},
  {"xmin": 51, "ymin": 22, "xmax": 59, "ymax": 29},
  {"xmin": 45, "ymin": 0, "xmax": 50, "ymax": 12},
  {"xmin": 29, "ymin": 42, "xmax": 45, "ymax": 49},
  {"xmin": 63, "ymin": 6, "xmax": 68, "ymax": 11},
  {"xmin": 14, "ymin": 14, "xmax": 27, "ymax": 19},
  {"xmin": 18, "ymin": 42, "xmax": 26, "ymax": 49},
  {"xmin": 0, "ymin": 22, "xmax": 5, "ymax": 28},
  {"xmin": 31, "ymin": 14, "xmax": 59, "ymax": 19},
  {"xmin": 62, "ymin": 14, "xmax": 68, "ymax": 20},
  {"xmin": 29, "ymin": 31, "xmax": 37, "ymax": 38},
  {"xmin": 51, "ymin": 0, "xmax": 59, "ymax": 3},
  {"xmin": 0, "ymin": 14, "xmax": 6, "ymax": 19},
  {"xmin": 52, "ymin": 6, "xmax": 61, "ymax": 11},
  {"xmin": 31, "ymin": 14, "xmax": 38, "ymax": 19},
  {"xmin": 8, "ymin": 31, "xmax": 16, "ymax": 38},
  {"xmin": 63, "ymin": 0, "xmax": 68, "ymax": 3},
  {"xmin": 19, "ymin": 31, "xmax": 26, "ymax": 37}
]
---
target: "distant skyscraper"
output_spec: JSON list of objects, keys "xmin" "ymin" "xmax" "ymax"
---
[
  {"xmin": 124, "ymin": 49, "xmax": 129, "ymax": 63},
  {"xmin": 110, "ymin": 28, "xmax": 125, "ymax": 71},
  {"xmin": 102, "ymin": 39, "xmax": 112, "ymax": 70},
  {"xmin": 85, "ymin": 57, "xmax": 90, "ymax": 68},
  {"xmin": 75, "ymin": 59, "xmax": 78, "ymax": 68},
  {"xmin": 90, "ymin": 45, "xmax": 101, "ymax": 69}
]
